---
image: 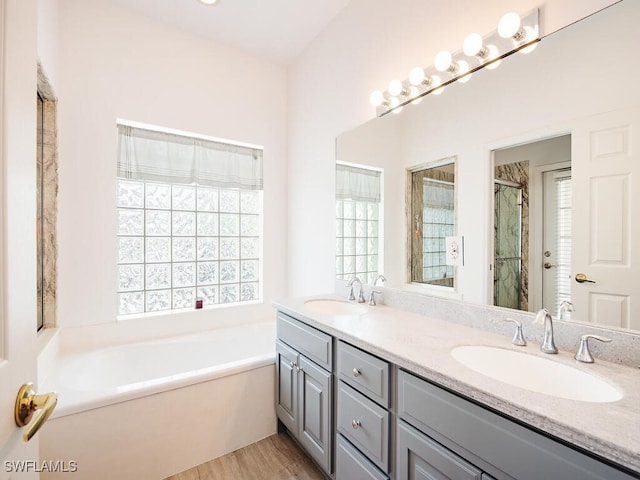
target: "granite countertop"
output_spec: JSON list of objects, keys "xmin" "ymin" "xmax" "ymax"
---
[{"xmin": 273, "ymin": 295, "xmax": 640, "ymax": 475}]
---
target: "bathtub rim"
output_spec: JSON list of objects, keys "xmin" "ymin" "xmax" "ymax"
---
[{"xmin": 38, "ymin": 319, "xmax": 276, "ymax": 420}]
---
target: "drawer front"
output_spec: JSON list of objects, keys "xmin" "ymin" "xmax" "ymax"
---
[
  {"xmin": 277, "ymin": 312, "xmax": 332, "ymax": 371},
  {"xmin": 338, "ymin": 341, "xmax": 389, "ymax": 407},
  {"xmin": 398, "ymin": 370, "xmax": 636, "ymax": 480},
  {"xmin": 337, "ymin": 382, "xmax": 389, "ymax": 472},
  {"xmin": 337, "ymin": 434, "xmax": 389, "ymax": 480},
  {"xmin": 397, "ymin": 420, "xmax": 482, "ymax": 480}
]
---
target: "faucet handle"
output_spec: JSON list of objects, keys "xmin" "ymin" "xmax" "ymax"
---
[
  {"xmin": 503, "ymin": 318, "xmax": 527, "ymax": 346},
  {"xmin": 368, "ymin": 289, "xmax": 382, "ymax": 306},
  {"xmin": 575, "ymin": 334, "xmax": 611, "ymax": 363}
]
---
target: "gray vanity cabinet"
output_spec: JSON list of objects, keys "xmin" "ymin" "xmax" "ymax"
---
[
  {"xmin": 276, "ymin": 313, "xmax": 333, "ymax": 474},
  {"xmin": 397, "ymin": 369, "xmax": 637, "ymax": 480},
  {"xmin": 336, "ymin": 340, "xmax": 391, "ymax": 479}
]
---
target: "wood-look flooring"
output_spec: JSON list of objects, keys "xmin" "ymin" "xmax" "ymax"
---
[{"xmin": 165, "ymin": 433, "xmax": 326, "ymax": 480}]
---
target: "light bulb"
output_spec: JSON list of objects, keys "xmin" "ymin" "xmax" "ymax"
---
[
  {"xmin": 388, "ymin": 79, "xmax": 405, "ymax": 97},
  {"xmin": 457, "ymin": 60, "xmax": 472, "ymax": 83},
  {"xmin": 409, "ymin": 67, "xmax": 425, "ymax": 86},
  {"xmin": 430, "ymin": 75, "xmax": 444, "ymax": 95},
  {"xmin": 389, "ymin": 97, "xmax": 403, "ymax": 114},
  {"xmin": 484, "ymin": 45, "xmax": 502, "ymax": 70},
  {"xmin": 369, "ymin": 90, "xmax": 385, "ymax": 107},
  {"xmin": 199, "ymin": 0, "xmax": 220, "ymax": 5},
  {"xmin": 409, "ymin": 86, "xmax": 422, "ymax": 105},
  {"xmin": 498, "ymin": 12, "xmax": 521, "ymax": 38},
  {"xmin": 434, "ymin": 50, "xmax": 453, "ymax": 72},
  {"xmin": 463, "ymin": 33, "xmax": 484, "ymax": 57}
]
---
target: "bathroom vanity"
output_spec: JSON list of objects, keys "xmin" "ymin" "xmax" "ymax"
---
[{"xmin": 274, "ymin": 297, "xmax": 640, "ymax": 480}]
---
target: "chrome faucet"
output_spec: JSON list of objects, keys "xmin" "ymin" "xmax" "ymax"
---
[
  {"xmin": 347, "ymin": 277, "xmax": 366, "ymax": 303},
  {"xmin": 535, "ymin": 308, "xmax": 558, "ymax": 354},
  {"xmin": 558, "ymin": 300, "xmax": 574, "ymax": 320},
  {"xmin": 368, "ymin": 274, "xmax": 387, "ymax": 306}
]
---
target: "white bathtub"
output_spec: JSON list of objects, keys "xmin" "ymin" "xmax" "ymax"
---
[{"xmin": 38, "ymin": 321, "xmax": 277, "ymax": 480}]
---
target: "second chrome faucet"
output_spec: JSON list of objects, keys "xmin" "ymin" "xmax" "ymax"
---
[{"xmin": 535, "ymin": 308, "xmax": 558, "ymax": 354}]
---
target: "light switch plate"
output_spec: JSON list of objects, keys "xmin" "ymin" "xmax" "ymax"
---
[{"xmin": 445, "ymin": 235, "xmax": 464, "ymax": 266}]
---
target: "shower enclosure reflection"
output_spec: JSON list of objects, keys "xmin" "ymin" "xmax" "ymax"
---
[{"xmin": 494, "ymin": 180, "xmax": 524, "ymax": 310}]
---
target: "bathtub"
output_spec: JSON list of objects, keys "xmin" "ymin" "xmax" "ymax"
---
[{"xmin": 38, "ymin": 321, "xmax": 277, "ymax": 480}]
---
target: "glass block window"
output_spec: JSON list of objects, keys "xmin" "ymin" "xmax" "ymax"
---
[
  {"xmin": 117, "ymin": 181, "xmax": 262, "ymax": 315},
  {"xmin": 117, "ymin": 123, "xmax": 262, "ymax": 316},
  {"xmin": 422, "ymin": 179, "xmax": 454, "ymax": 282},
  {"xmin": 335, "ymin": 163, "xmax": 382, "ymax": 285}
]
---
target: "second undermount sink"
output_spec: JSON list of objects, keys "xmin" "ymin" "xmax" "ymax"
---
[
  {"xmin": 451, "ymin": 345, "xmax": 623, "ymax": 403},
  {"xmin": 302, "ymin": 299, "xmax": 367, "ymax": 316}
]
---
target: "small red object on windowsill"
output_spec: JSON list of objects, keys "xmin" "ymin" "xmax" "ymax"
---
[{"xmin": 195, "ymin": 298, "xmax": 203, "ymax": 309}]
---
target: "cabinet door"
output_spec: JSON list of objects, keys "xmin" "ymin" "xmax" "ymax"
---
[
  {"xmin": 397, "ymin": 421, "xmax": 482, "ymax": 480},
  {"xmin": 276, "ymin": 340, "xmax": 299, "ymax": 433},
  {"xmin": 298, "ymin": 355, "xmax": 332, "ymax": 473}
]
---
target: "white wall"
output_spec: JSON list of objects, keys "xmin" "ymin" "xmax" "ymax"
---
[
  {"xmin": 54, "ymin": 0, "xmax": 288, "ymax": 328},
  {"xmin": 37, "ymin": 0, "xmax": 57, "ymax": 85},
  {"xmin": 287, "ymin": 0, "xmax": 619, "ymax": 297}
]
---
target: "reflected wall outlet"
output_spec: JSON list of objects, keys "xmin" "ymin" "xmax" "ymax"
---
[{"xmin": 445, "ymin": 235, "xmax": 464, "ymax": 266}]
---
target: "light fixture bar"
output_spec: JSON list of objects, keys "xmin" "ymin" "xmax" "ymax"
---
[{"xmin": 372, "ymin": 8, "xmax": 539, "ymax": 117}]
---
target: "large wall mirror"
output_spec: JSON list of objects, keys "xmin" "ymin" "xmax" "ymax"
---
[{"xmin": 336, "ymin": 0, "xmax": 640, "ymax": 332}]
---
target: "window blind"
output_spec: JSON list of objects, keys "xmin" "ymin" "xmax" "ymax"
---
[
  {"xmin": 336, "ymin": 164, "xmax": 381, "ymax": 203},
  {"xmin": 117, "ymin": 124, "xmax": 263, "ymax": 190}
]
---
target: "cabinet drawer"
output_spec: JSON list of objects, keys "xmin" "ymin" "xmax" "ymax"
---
[
  {"xmin": 397, "ymin": 420, "xmax": 482, "ymax": 480},
  {"xmin": 337, "ymin": 434, "xmax": 389, "ymax": 480},
  {"xmin": 277, "ymin": 312, "xmax": 332, "ymax": 371},
  {"xmin": 337, "ymin": 382, "xmax": 389, "ymax": 473},
  {"xmin": 398, "ymin": 370, "xmax": 636, "ymax": 480},
  {"xmin": 338, "ymin": 341, "xmax": 389, "ymax": 407}
]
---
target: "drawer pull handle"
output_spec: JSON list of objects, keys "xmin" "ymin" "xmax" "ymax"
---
[
  {"xmin": 289, "ymin": 361, "xmax": 296, "ymax": 368},
  {"xmin": 352, "ymin": 368, "xmax": 361, "ymax": 377},
  {"xmin": 296, "ymin": 365, "xmax": 302, "ymax": 373},
  {"xmin": 351, "ymin": 419, "xmax": 361, "ymax": 430}
]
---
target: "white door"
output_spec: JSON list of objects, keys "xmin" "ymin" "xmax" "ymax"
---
[
  {"xmin": 1, "ymin": 0, "xmax": 42, "ymax": 475},
  {"xmin": 572, "ymin": 107, "xmax": 640, "ymax": 330}
]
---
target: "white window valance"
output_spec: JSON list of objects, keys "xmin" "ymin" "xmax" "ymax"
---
[
  {"xmin": 423, "ymin": 178, "xmax": 454, "ymax": 210},
  {"xmin": 336, "ymin": 164, "xmax": 381, "ymax": 203},
  {"xmin": 117, "ymin": 124, "xmax": 263, "ymax": 190}
]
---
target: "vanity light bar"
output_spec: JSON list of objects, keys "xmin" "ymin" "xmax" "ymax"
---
[{"xmin": 371, "ymin": 8, "xmax": 540, "ymax": 117}]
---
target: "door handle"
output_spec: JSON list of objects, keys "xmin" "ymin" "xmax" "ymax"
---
[
  {"xmin": 14, "ymin": 383, "xmax": 57, "ymax": 442},
  {"xmin": 575, "ymin": 273, "xmax": 596, "ymax": 284},
  {"xmin": 544, "ymin": 262, "xmax": 556, "ymax": 269}
]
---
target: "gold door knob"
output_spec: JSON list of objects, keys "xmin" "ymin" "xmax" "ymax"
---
[
  {"xmin": 575, "ymin": 273, "xmax": 596, "ymax": 284},
  {"xmin": 14, "ymin": 383, "xmax": 57, "ymax": 442}
]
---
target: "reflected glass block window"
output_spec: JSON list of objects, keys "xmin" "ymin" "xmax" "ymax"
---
[
  {"xmin": 335, "ymin": 163, "xmax": 383, "ymax": 285},
  {"xmin": 117, "ymin": 123, "xmax": 263, "ymax": 316}
]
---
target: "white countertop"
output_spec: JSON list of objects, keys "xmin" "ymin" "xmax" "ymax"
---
[{"xmin": 274, "ymin": 295, "xmax": 640, "ymax": 475}]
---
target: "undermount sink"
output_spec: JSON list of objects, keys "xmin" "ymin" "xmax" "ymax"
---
[
  {"xmin": 450, "ymin": 345, "xmax": 623, "ymax": 403},
  {"xmin": 302, "ymin": 299, "xmax": 367, "ymax": 316}
]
